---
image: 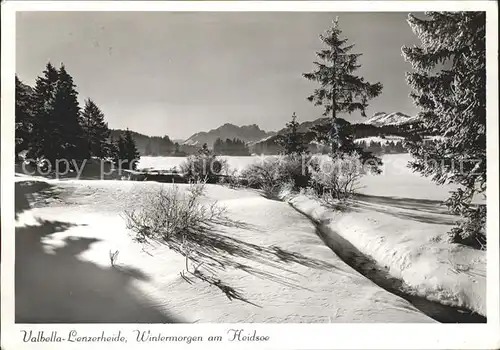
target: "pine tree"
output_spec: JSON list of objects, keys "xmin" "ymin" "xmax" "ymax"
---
[
  {"xmin": 123, "ymin": 129, "xmax": 140, "ymax": 170},
  {"xmin": 303, "ymin": 18, "xmax": 383, "ymax": 154},
  {"xmin": 15, "ymin": 76, "xmax": 35, "ymax": 158},
  {"xmin": 114, "ymin": 135, "xmax": 127, "ymax": 164},
  {"xmin": 27, "ymin": 62, "xmax": 60, "ymax": 163},
  {"xmin": 402, "ymin": 12, "xmax": 486, "ymax": 248},
  {"xmin": 277, "ymin": 112, "xmax": 308, "ymax": 155},
  {"xmin": 80, "ymin": 98, "xmax": 111, "ymax": 159},
  {"xmin": 52, "ymin": 64, "xmax": 88, "ymax": 163}
]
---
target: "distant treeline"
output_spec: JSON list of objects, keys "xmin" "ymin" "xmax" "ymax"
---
[
  {"xmin": 356, "ymin": 139, "xmax": 406, "ymax": 154},
  {"xmin": 213, "ymin": 138, "xmax": 250, "ymax": 156},
  {"xmin": 109, "ymin": 130, "xmax": 199, "ymax": 157},
  {"xmin": 249, "ymin": 118, "xmax": 431, "ymax": 155}
]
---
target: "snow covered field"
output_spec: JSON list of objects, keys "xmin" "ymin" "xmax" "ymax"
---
[
  {"xmin": 16, "ymin": 177, "xmax": 437, "ymax": 323},
  {"xmin": 137, "ymin": 156, "xmax": 266, "ymax": 173},
  {"xmin": 14, "ymin": 154, "xmax": 485, "ymax": 323}
]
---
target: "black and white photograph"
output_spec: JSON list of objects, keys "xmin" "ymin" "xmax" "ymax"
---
[{"xmin": 1, "ymin": 1, "xmax": 499, "ymax": 349}]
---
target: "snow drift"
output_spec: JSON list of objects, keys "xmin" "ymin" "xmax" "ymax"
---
[{"xmin": 285, "ymin": 194, "xmax": 486, "ymax": 317}]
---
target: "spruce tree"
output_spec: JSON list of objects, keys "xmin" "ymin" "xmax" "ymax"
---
[
  {"xmin": 123, "ymin": 129, "xmax": 140, "ymax": 170},
  {"xmin": 277, "ymin": 112, "xmax": 308, "ymax": 155},
  {"xmin": 311, "ymin": 118, "xmax": 382, "ymax": 171},
  {"xmin": 52, "ymin": 64, "xmax": 88, "ymax": 163},
  {"xmin": 80, "ymin": 98, "xmax": 111, "ymax": 159},
  {"xmin": 114, "ymin": 135, "xmax": 127, "ymax": 165},
  {"xmin": 402, "ymin": 12, "xmax": 486, "ymax": 248},
  {"xmin": 28, "ymin": 62, "xmax": 60, "ymax": 163},
  {"xmin": 303, "ymin": 18, "xmax": 383, "ymax": 154},
  {"xmin": 15, "ymin": 76, "xmax": 35, "ymax": 158}
]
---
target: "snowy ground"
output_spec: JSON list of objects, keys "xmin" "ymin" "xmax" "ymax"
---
[
  {"xmin": 16, "ymin": 177, "xmax": 436, "ymax": 323},
  {"xmin": 14, "ymin": 154, "xmax": 485, "ymax": 323}
]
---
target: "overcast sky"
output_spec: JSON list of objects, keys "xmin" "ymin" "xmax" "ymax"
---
[{"xmin": 17, "ymin": 11, "xmax": 421, "ymax": 140}]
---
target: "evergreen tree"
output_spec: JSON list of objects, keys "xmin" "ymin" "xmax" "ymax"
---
[
  {"xmin": 52, "ymin": 64, "xmax": 88, "ymax": 163},
  {"xmin": 114, "ymin": 135, "xmax": 126, "ymax": 164},
  {"xmin": 80, "ymin": 98, "xmax": 111, "ymax": 159},
  {"xmin": 15, "ymin": 76, "xmax": 35, "ymax": 158},
  {"xmin": 277, "ymin": 112, "xmax": 308, "ymax": 155},
  {"xmin": 312, "ymin": 119, "xmax": 382, "ymax": 171},
  {"xmin": 402, "ymin": 12, "xmax": 486, "ymax": 248},
  {"xmin": 123, "ymin": 129, "xmax": 140, "ymax": 170},
  {"xmin": 27, "ymin": 62, "xmax": 60, "ymax": 163},
  {"xmin": 303, "ymin": 18, "xmax": 383, "ymax": 153}
]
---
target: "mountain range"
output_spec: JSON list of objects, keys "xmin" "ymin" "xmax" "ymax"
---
[
  {"xmin": 364, "ymin": 112, "xmax": 417, "ymax": 127},
  {"xmin": 183, "ymin": 123, "xmax": 276, "ymax": 147},
  {"xmin": 116, "ymin": 112, "xmax": 422, "ymax": 156},
  {"xmin": 182, "ymin": 112, "xmax": 417, "ymax": 147},
  {"xmin": 248, "ymin": 112, "xmax": 423, "ymax": 155}
]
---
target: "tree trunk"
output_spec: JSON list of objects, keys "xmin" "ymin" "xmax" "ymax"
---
[{"xmin": 331, "ymin": 53, "xmax": 338, "ymax": 154}]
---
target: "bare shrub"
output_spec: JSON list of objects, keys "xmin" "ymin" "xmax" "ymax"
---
[
  {"xmin": 123, "ymin": 180, "xmax": 228, "ymax": 273},
  {"xmin": 277, "ymin": 180, "xmax": 295, "ymax": 201},
  {"xmin": 309, "ymin": 152, "xmax": 366, "ymax": 202},
  {"xmin": 124, "ymin": 180, "xmax": 226, "ymax": 243},
  {"xmin": 218, "ymin": 168, "xmax": 243, "ymax": 189},
  {"xmin": 240, "ymin": 154, "xmax": 310, "ymax": 198},
  {"xmin": 180, "ymin": 153, "xmax": 229, "ymax": 184}
]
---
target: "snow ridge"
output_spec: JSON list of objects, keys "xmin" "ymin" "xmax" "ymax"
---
[{"xmin": 365, "ymin": 112, "xmax": 418, "ymax": 127}]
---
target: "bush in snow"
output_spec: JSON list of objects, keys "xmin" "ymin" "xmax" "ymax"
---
[
  {"xmin": 308, "ymin": 152, "xmax": 366, "ymax": 202},
  {"xmin": 240, "ymin": 154, "xmax": 310, "ymax": 198},
  {"xmin": 180, "ymin": 145, "xmax": 229, "ymax": 184},
  {"xmin": 123, "ymin": 179, "xmax": 227, "ymax": 271},
  {"xmin": 217, "ymin": 168, "xmax": 245, "ymax": 189}
]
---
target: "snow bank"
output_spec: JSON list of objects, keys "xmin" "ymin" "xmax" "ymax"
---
[{"xmin": 286, "ymin": 194, "xmax": 486, "ymax": 317}]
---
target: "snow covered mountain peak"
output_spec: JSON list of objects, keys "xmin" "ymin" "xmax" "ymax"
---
[{"xmin": 365, "ymin": 112, "xmax": 417, "ymax": 127}]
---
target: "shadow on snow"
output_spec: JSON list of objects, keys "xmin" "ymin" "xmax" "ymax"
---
[{"xmin": 15, "ymin": 216, "xmax": 185, "ymax": 323}]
